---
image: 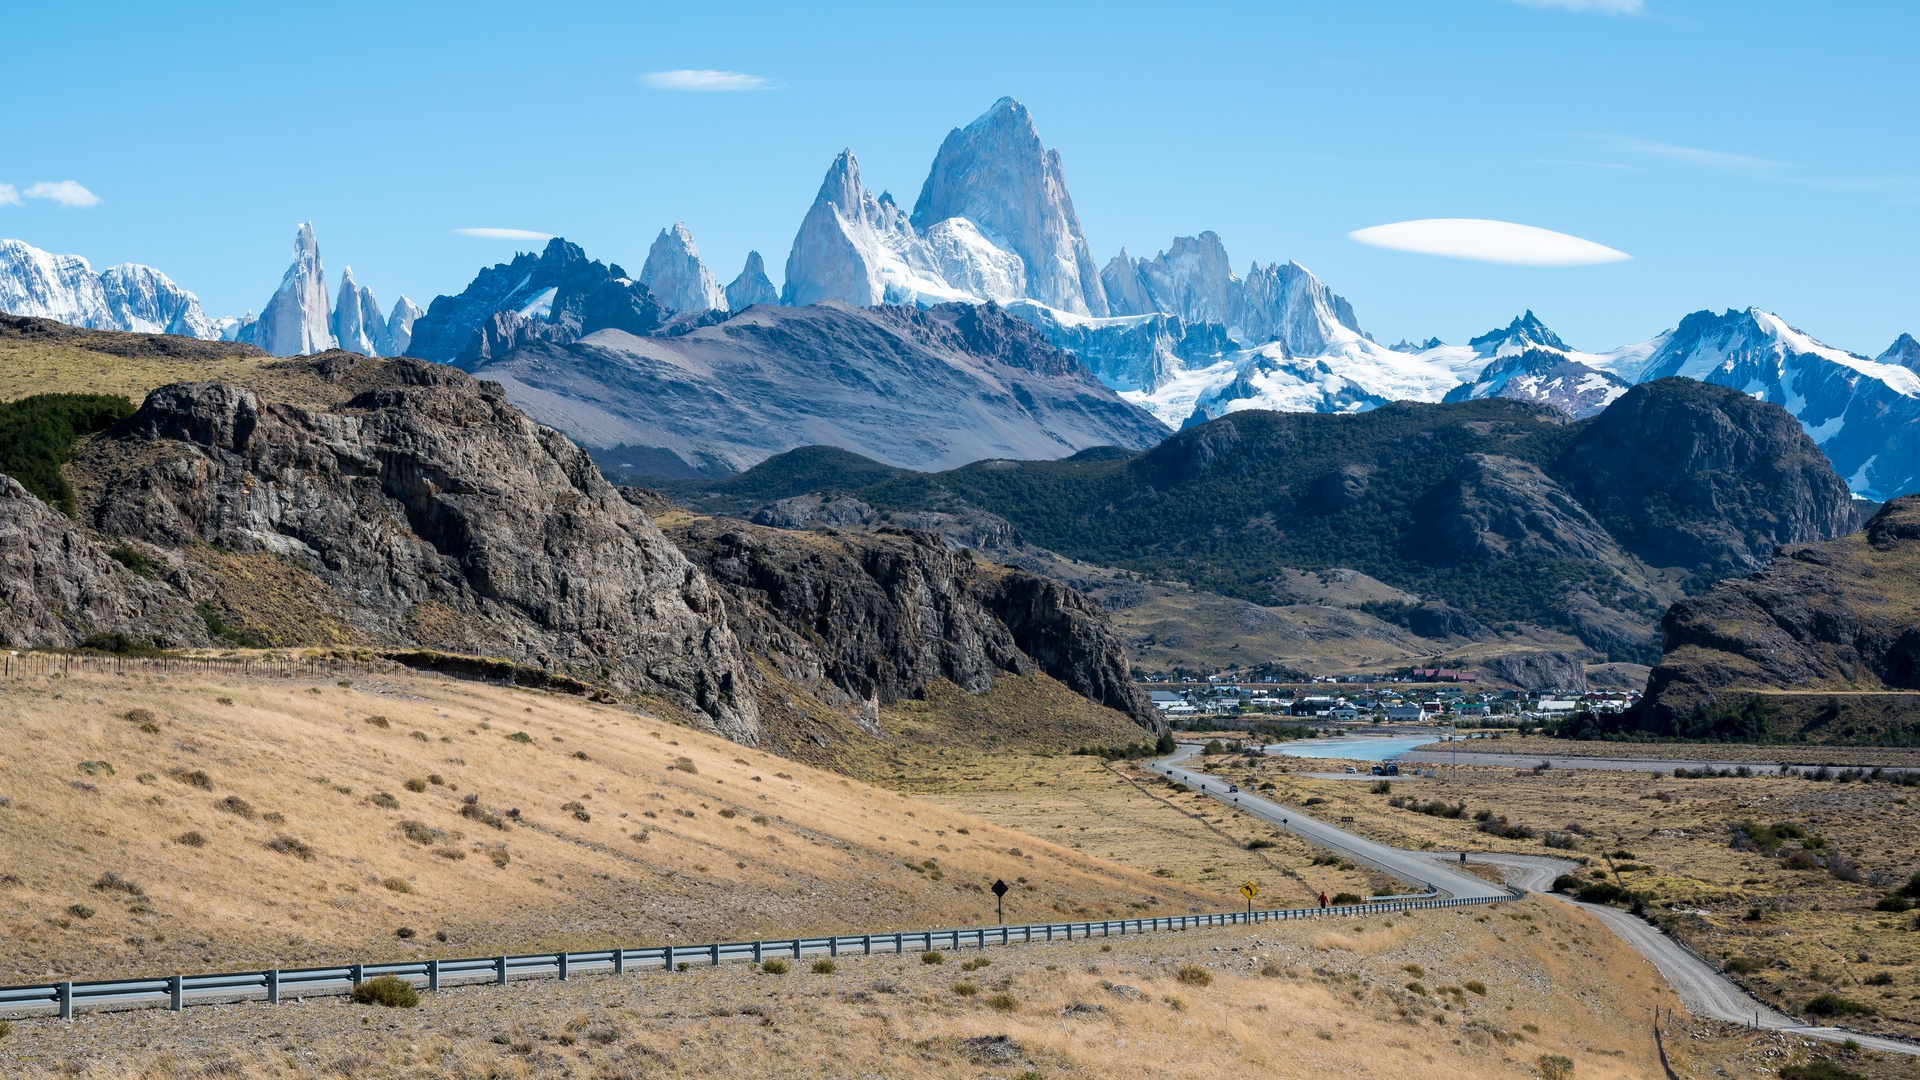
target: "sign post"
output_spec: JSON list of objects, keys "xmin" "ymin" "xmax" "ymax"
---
[
  {"xmin": 1240, "ymin": 881, "xmax": 1258, "ymax": 916},
  {"xmin": 991, "ymin": 879, "xmax": 1009, "ymax": 924}
]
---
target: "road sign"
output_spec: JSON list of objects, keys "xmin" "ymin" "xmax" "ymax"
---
[
  {"xmin": 1240, "ymin": 882, "xmax": 1258, "ymax": 900},
  {"xmin": 992, "ymin": 878, "xmax": 1009, "ymax": 924},
  {"xmin": 991, "ymin": 880, "xmax": 1009, "ymax": 897}
]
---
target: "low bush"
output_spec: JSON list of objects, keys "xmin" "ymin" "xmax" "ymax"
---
[
  {"xmin": 1725, "ymin": 957, "xmax": 1761, "ymax": 974},
  {"xmin": 1864, "ymin": 971, "xmax": 1894, "ymax": 987},
  {"xmin": 1330, "ymin": 892, "xmax": 1363, "ymax": 905},
  {"xmin": 1876, "ymin": 895, "xmax": 1912, "ymax": 912},
  {"xmin": 921, "ymin": 950, "xmax": 946, "ymax": 965},
  {"xmin": 1576, "ymin": 882, "xmax": 1629, "ymax": 904},
  {"xmin": 175, "ymin": 831, "xmax": 206, "ymax": 848},
  {"xmin": 952, "ymin": 982, "xmax": 978, "ymax": 996},
  {"xmin": 985, "ymin": 993, "xmax": 1017, "ymax": 1013},
  {"xmin": 169, "ymin": 768, "xmax": 212, "ymax": 790},
  {"xmin": 1244, "ymin": 838, "xmax": 1277, "ymax": 850},
  {"xmin": 67, "ymin": 903, "xmax": 95, "ymax": 919},
  {"xmin": 215, "ymin": 795, "xmax": 256, "ymax": 819},
  {"xmin": 351, "ymin": 975, "xmax": 419, "ymax": 1008},
  {"xmin": 811, "ymin": 959, "xmax": 835, "ymax": 974},
  {"xmin": 760, "ymin": 959, "xmax": 788, "ymax": 974},
  {"xmin": 1175, "ymin": 964, "xmax": 1214, "ymax": 987},
  {"xmin": 382, "ymin": 877, "xmax": 412, "ymax": 894},
  {"xmin": 1780, "ymin": 1063, "xmax": 1865, "ymax": 1080},
  {"xmin": 1463, "ymin": 980, "xmax": 1486, "ymax": 995},
  {"xmin": 265, "ymin": 834, "xmax": 314, "ymax": 860},
  {"xmin": 93, "ymin": 872, "xmax": 143, "ymax": 896},
  {"xmin": 1537, "ymin": 1053, "xmax": 1574, "ymax": 1080},
  {"xmin": 404, "ymin": 778, "xmax": 427, "ymax": 793},
  {"xmin": 1804, "ymin": 993, "xmax": 1874, "ymax": 1018},
  {"xmin": 505, "ymin": 731, "xmax": 533, "ymax": 744},
  {"xmin": 672, "ymin": 757, "xmax": 698, "ymax": 774}
]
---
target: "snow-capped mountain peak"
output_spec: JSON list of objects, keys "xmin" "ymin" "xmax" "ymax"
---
[
  {"xmin": 640, "ymin": 222, "xmax": 727, "ymax": 312},
  {"xmin": 1467, "ymin": 310, "xmax": 1568, "ymax": 358}
]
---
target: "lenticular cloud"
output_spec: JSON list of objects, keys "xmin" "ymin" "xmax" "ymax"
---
[{"xmin": 1349, "ymin": 219, "xmax": 1631, "ymax": 266}]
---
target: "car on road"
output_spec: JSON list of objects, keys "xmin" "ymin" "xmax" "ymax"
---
[
  {"xmin": 1227, "ymin": 785, "xmax": 1239, "ymax": 792},
  {"xmin": 1344, "ymin": 766, "xmax": 1357, "ymax": 774}
]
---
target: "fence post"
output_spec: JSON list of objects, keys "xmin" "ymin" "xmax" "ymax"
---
[
  {"xmin": 427, "ymin": 961, "xmax": 439, "ymax": 992},
  {"xmin": 170, "ymin": 975, "xmax": 183, "ymax": 1011},
  {"xmin": 558, "ymin": 952, "xmax": 569, "ymax": 981},
  {"xmin": 268, "ymin": 969, "xmax": 280, "ymax": 1004},
  {"xmin": 495, "ymin": 956, "xmax": 507, "ymax": 985},
  {"xmin": 57, "ymin": 981, "xmax": 72, "ymax": 1020}
]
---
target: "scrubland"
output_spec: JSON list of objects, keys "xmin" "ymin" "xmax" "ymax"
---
[
  {"xmin": 0, "ymin": 664, "xmax": 1214, "ymax": 985},
  {"xmin": 1, "ymin": 897, "xmax": 1675, "ymax": 1080}
]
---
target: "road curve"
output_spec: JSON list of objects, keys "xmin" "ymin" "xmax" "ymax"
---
[
  {"xmin": 1152, "ymin": 744, "xmax": 1508, "ymax": 901},
  {"xmin": 1156, "ymin": 746, "xmax": 1919, "ymax": 1057}
]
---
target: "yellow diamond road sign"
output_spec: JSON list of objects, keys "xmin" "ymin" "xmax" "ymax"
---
[{"xmin": 1240, "ymin": 882, "xmax": 1258, "ymax": 899}]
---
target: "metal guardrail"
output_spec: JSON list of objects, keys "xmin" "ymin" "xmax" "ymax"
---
[
  {"xmin": 2, "ymin": 894, "xmax": 1516, "ymax": 1020},
  {"xmin": 1, "ymin": 652, "xmax": 371, "ymax": 681}
]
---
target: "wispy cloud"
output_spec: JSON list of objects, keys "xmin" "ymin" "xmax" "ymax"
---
[
  {"xmin": 641, "ymin": 69, "xmax": 777, "ymax": 92},
  {"xmin": 1350, "ymin": 218, "xmax": 1631, "ymax": 266},
  {"xmin": 1594, "ymin": 135, "xmax": 1784, "ymax": 172},
  {"xmin": 1505, "ymin": 0, "xmax": 1643, "ymax": 12},
  {"xmin": 455, "ymin": 227, "xmax": 554, "ymax": 240},
  {"xmin": 0, "ymin": 184, "xmax": 18, "ymax": 207},
  {"xmin": 24, "ymin": 180, "xmax": 99, "ymax": 207}
]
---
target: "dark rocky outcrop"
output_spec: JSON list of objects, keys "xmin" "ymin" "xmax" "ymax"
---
[
  {"xmin": 1404, "ymin": 602, "xmax": 1489, "ymax": 641},
  {"xmin": 69, "ymin": 357, "xmax": 761, "ymax": 741},
  {"xmin": 1479, "ymin": 650, "xmax": 1589, "ymax": 693},
  {"xmin": 1558, "ymin": 378, "xmax": 1860, "ymax": 577},
  {"xmin": 667, "ymin": 517, "xmax": 1163, "ymax": 733},
  {"xmin": 1633, "ymin": 496, "xmax": 1920, "ymax": 732},
  {"xmin": 1418, "ymin": 453, "xmax": 1623, "ymax": 565},
  {"xmin": 0, "ymin": 475, "xmax": 208, "ymax": 649}
]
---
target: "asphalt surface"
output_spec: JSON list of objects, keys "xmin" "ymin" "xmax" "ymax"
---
[
  {"xmin": 1157, "ymin": 745, "xmax": 1919, "ymax": 1057},
  {"xmin": 1152, "ymin": 744, "xmax": 1509, "ymax": 901}
]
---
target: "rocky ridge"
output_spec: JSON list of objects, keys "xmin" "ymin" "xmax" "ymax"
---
[{"xmin": 1633, "ymin": 496, "xmax": 1920, "ymax": 734}]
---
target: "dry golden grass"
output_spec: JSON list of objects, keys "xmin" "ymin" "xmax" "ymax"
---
[
  {"xmin": 1259, "ymin": 758, "xmax": 1920, "ymax": 1038},
  {"xmin": 0, "ymin": 343, "xmax": 279, "ymax": 406},
  {"xmin": 0, "ymin": 897, "xmax": 1672, "ymax": 1080},
  {"xmin": 1661, "ymin": 1019, "xmax": 1917, "ymax": 1080},
  {"xmin": 0, "ymin": 665, "xmax": 1220, "ymax": 983},
  {"xmin": 1450, "ymin": 736, "xmax": 1920, "ymax": 768}
]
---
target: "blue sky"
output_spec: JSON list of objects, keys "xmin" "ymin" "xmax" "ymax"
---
[{"xmin": 6, "ymin": 0, "xmax": 1916, "ymax": 353}]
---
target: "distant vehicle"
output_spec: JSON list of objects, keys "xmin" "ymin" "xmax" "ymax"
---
[
  {"xmin": 1228, "ymin": 785, "xmax": 1240, "ymax": 792},
  {"xmin": 1369, "ymin": 765, "xmax": 1385, "ymax": 775},
  {"xmin": 1344, "ymin": 766, "xmax": 1357, "ymax": 774},
  {"xmin": 1385, "ymin": 763, "xmax": 1400, "ymax": 776}
]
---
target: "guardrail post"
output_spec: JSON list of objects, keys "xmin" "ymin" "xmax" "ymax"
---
[
  {"xmin": 558, "ymin": 952, "xmax": 569, "ymax": 981},
  {"xmin": 664, "ymin": 945, "xmax": 675, "ymax": 972},
  {"xmin": 829, "ymin": 937, "xmax": 839, "ymax": 959},
  {"xmin": 612, "ymin": 951, "xmax": 623, "ymax": 976},
  {"xmin": 1045, "ymin": 924, "xmax": 1053, "ymax": 942},
  {"xmin": 351, "ymin": 963, "xmax": 364, "ymax": 987},
  {"xmin": 710, "ymin": 944, "xmax": 720, "ymax": 968},
  {"xmin": 427, "ymin": 961, "xmax": 439, "ymax": 992},
  {"xmin": 791, "ymin": 939, "xmax": 802, "ymax": 961},
  {"xmin": 862, "ymin": 935, "xmax": 872, "ymax": 956},
  {"xmin": 894, "ymin": 933, "xmax": 903, "ymax": 954},
  {"xmin": 752, "ymin": 941, "xmax": 763, "ymax": 965},
  {"xmin": 169, "ymin": 975, "xmax": 183, "ymax": 1011},
  {"xmin": 268, "ymin": 969, "xmax": 281, "ymax": 1004},
  {"xmin": 57, "ymin": 981, "xmax": 72, "ymax": 1020},
  {"xmin": 495, "ymin": 956, "xmax": 507, "ymax": 985}
]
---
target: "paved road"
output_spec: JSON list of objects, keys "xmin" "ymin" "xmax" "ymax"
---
[
  {"xmin": 1152, "ymin": 744, "xmax": 1508, "ymax": 901},
  {"xmin": 1159, "ymin": 745, "xmax": 1919, "ymax": 1057}
]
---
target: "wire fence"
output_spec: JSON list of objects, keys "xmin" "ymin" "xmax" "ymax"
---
[
  {"xmin": 0, "ymin": 651, "xmax": 373, "ymax": 681},
  {"xmin": 1, "ymin": 889, "xmax": 1521, "ymax": 1021}
]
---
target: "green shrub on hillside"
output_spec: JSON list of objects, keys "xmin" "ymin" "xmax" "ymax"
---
[{"xmin": 0, "ymin": 393, "xmax": 138, "ymax": 515}]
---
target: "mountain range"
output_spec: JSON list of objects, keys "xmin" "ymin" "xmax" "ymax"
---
[{"xmin": 2, "ymin": 96, "xmax": 1916, "ymax": 501}]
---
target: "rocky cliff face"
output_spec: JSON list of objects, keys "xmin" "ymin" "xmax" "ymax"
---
[
  {"xmin": 665, "ymin": 515, "xmax": 1161, "ymax": 732},
  {"xmin": 910, "ymin": 97, "xmax": 1107, "ymax": 317},
  {"xmin": 68, "ymin": 356, "xmax": 761, "ymax": 741},
  {"xmin": 242, "ymin": 222, "xmax": 336, "ymax": 357},
  {"xmin": 1635, "ymin": 496, "xmax": 1920, "ymax": 731},
  {"xmin": 1559, "ymin": 378, "xmax": 1860, "ymax": 578},
  {"xmin": 724, "ymin": 252, "xmax": 778, "ymax": 311},
  {"xmin": 640, "ymin": 223, "xmax": 727, "ymax": 312},
  {"xmin": 1441, "ymin": 348, "xmax": 1630, "ymax": 420},
  {"xmin": 0, "ymin": 475, "xmax": 209, "ymax": 649}
]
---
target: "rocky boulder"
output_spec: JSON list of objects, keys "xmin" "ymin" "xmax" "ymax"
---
[
  {"xmin": 74, "ymin": 357, "xmax": 761, "ymax": 741},
  {"xmin": 1479, "ymin": 650, "xmax": 1588, "ymax": 693}
]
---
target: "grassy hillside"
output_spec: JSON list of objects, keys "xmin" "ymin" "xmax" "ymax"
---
[
  {"xmin": 0, "ymin": 316, "xmax": 272, "ymax": 405},
  {"xmin": 0, "ymin": 661, "xmax": 1216, "ymax": 983}
]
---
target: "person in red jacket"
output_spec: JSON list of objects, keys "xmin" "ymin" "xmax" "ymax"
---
[{"xmin": 1319, "ymin": 892, "xmax": 1329, "ymax": 909}]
